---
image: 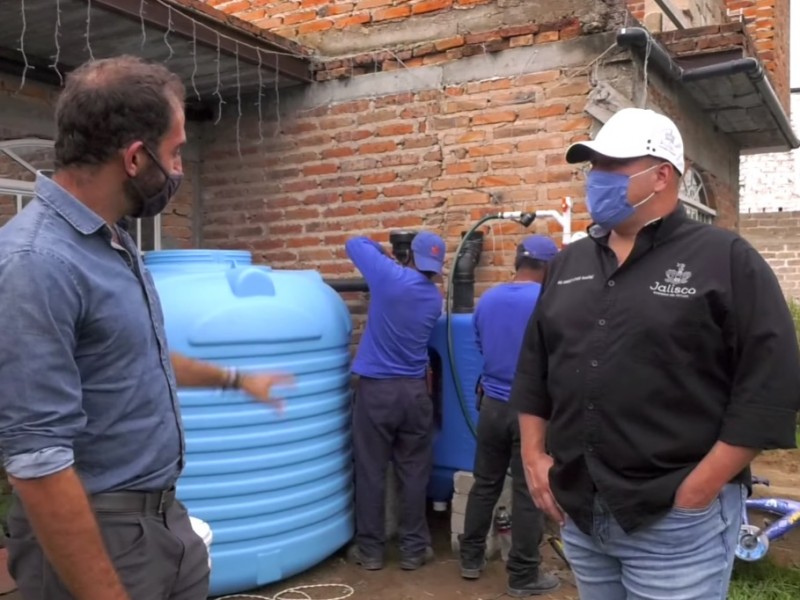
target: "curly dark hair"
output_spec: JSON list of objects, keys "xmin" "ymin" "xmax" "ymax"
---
[{"xmin": 54, "ymin": 55, "xmax": 185, "ymax": 169}]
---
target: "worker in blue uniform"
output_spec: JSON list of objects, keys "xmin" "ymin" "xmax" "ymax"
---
[
  {"xmin": 345, "ymin": 231, "xmax": 445, "ymax": 571},
  {"xmin": 459, "ymin": 235, "xmax": 561, "ymax": 597}
]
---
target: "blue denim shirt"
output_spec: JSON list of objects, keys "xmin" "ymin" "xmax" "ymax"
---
[{"xmin": 0, "ymin": 174, "xmax": 184, "ymax": 494}]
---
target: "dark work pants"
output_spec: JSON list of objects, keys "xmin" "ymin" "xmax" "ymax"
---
[
  {"xmin": 5, "ymin": 494, "xmax": 210, "ymax": 600},
  {"xmin": 460, "ymin": 396, "xmax": 545, "ymax": 587},
  {"xmin": 352, "ymin": 376, "xmax": 433, "ymax": 559}
]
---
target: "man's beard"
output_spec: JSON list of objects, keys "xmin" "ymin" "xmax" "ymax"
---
[{"xmin": 123, "ymin": 161, "xmax": 166, "ymax": 218}]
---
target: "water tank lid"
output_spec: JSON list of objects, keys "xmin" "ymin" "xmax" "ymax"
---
[{"xmin": 144, "ymin": 249, "xmax": 253, "ymax": 266}]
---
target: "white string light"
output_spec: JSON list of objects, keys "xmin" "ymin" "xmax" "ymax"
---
[
  {"xmin": 51, "ymin": 0, "xmax": 63, "ymax": 85},
  {"xmin": 17, "ymin": 0, "xmax": 29, "ymax": 92},
  {"xmin": 85, "ymin": 0, "xmax": 95, "ymax": 60},
  {"xmin": 273, "ymin": 53, "xmax": 281, "ymax": 135},
  {"xmin": 164, "ymin": 5, "xmax": 174, "ymax": 62},
  {"xmin": 214, "ymin": 31, "xmax": 225, "ymax": 125},
  {"xmin": 641, "ymin": 35, "xmax": 652, "ymax": 108},
  {"xmin": 190, "ymin": 20, "xmax": 200, "ymax": 100},
  {"xmin": 256, "ymin": 49, "xmax": 265, "ymax": 144},
  {"xmin": 139, "ymin": 0, "xmax": 147, "ymax": 49},
  {"xmin": 235, "ymin": 42, "xmax": 243, "ymax": 158}
]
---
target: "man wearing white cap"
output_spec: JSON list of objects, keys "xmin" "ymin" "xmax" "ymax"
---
[{"xmin": 510, "ymin": 108, "xmax": 800, "ymax": 600}]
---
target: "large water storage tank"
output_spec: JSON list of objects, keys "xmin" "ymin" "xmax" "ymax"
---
[
  {"xmin": 144, "ymin": 250, "xmax": 354, "ymax": 597},
  {"xmin": 427, "ymin": 313, "xmax": 483, "ymax": 502}
]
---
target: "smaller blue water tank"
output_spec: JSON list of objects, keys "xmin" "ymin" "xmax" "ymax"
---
[
  {"xmin": 144, "ymin": 250, "xmax": 354, "ymax": 597},
  {"xmin": 427, "ymin": 313, "xmax": 483, "ymax": 502}
]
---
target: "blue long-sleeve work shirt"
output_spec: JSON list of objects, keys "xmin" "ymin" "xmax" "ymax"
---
[
  {"xmin": 0, "ymin": 174, "xmax": 184, "ymax": 494},
  {"xmin": 473, "ymin": 282, "xmax": 542, "ymax": 401},
  {"xmin": 345, "ymin": 237, "xmax": 442, "ymax": 379}
]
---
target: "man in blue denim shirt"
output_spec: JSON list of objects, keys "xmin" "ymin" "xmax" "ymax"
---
[{"xmin": 0, "ymin": 56, "xmax": 287, "ymax": 600}]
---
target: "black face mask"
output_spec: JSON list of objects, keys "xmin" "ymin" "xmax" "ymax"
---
[{"xmin": 127, "ymin": 146, "xmax": 183, "ymax": 219}]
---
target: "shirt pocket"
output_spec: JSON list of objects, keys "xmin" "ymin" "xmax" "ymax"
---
[{"xmin": 628, "ymin": 298, "xmax": 710, "ymax": 365}]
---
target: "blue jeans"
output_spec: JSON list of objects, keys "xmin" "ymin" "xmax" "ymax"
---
[{"xmin": 561, "ymin": 484, "xmax": 745, "ymax": 600}]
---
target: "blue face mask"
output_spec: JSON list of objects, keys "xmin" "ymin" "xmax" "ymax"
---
[{"xmin": 585, "ymin": 166, "xmax": 658, "ymax": 230}]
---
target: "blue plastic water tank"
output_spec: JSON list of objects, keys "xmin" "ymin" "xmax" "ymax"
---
[
  {"xmin": 144, "ymin": 249, "xmax": 354, "ymax": 597},
  {"xmin": 427, "ymin": 313, "xmax": 483, "ymax": 502}
]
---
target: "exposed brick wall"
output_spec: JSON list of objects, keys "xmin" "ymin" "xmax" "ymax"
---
[
  {"xmin": 658, "ymin": 20, "xmax": 759, "ymax": 59},
  {"xmin": 724, "ymin": 0, "xmax": 790, "ymax": 111},
  {"xmin": 314, "ymin": 20, "xmax": 584, "ymax": 81},
  {"xmin": 206, "ymin": 0, "xmax": 494, "ymax": 33},
  {"xmin": 740, "ymin": 92, "xmax": 800, "ymax": 213},
  {"xmin": 740, "ymin": 211, "xmax": 800, "ymax": 298},
  {"xmin": 203, "ymin": 0, "xmax": 624, "ymax": 56},
  {"xmin": 634, "ymin": 0, "xmax": 727, "ymax": 30},
  {"xmin": 200, "ymin": 69, "xmax": 595, "ymax": 336}
]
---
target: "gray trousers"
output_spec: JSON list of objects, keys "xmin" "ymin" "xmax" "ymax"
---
[
  {"xmin": 352, "ymin": 376, "xmax": 433, "ymax": 559},
  {"xmin": 5, "ymin": 494, "xmax": 210, "ymax": 600}
]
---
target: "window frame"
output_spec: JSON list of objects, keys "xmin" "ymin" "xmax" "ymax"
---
[{"xmin": 0, "ymin": 139, "xmax": 162, "ymax": 251}]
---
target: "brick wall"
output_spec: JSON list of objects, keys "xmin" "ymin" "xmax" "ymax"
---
[
  {"xmin": 724, "ymin": 0, "xmax": 790, "ymax": 111},
  {"xmin": 740, "ymin": 91, "xmax": 800, "ymax": 213},
  {"xmin": 205, "ymin": 0, "xmax": 624, "ymax": 55},
  {"xmin": 206, "ymin": 0, "xmax": 497, "ymax": 34},
  {"xmin": 630, "ymin": 0, "xmax": 727, "ymax": 28},
  {"xmin": 740, "ymin": 211, "xmax": 800, "ymax": 298},
  {"xmin": 200, "ymin": 68, "xmax": 595, "ymax": 337}
]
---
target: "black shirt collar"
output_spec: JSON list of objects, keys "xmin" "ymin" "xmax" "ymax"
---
[{"xmin": 588, "ymin": 204, "xmax": 689, "ymax": 247}]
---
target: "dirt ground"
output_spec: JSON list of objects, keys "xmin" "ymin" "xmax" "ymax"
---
[{"xmin": 247, "ymin": 509, "xmax": 578, "ymax": 600}]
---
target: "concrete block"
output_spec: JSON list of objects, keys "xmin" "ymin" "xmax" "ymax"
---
[
  {"xmin": 451, "ymin": 511, "xmax": 464, "ymax": 535},
  {"xmin": 453, "ymin": 470, "xmax": 475, "ymax": 495},
  {"xmin": 450, "ymin": 493, "xmax": 468, "ymax": 516},
  {"xmin": 448, "ymin": 471, "xmax": 515, "ymax": 561}
]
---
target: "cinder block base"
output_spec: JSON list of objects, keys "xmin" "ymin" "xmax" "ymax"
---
[{"xmin": 450, "ymin": 470, "xmax": 513, "ymax": 560}]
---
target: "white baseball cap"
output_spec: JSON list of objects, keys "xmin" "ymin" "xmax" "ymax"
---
[{"xmin": 566, "ymin": 108, "xmax": 685, "ymax": 174}]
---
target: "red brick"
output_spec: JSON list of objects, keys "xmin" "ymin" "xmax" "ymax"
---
[
  {"xmin": 298, "ymin": 19, "xmax": 334, "ymax": 33},
  {"xmin": 464, "ymin": 30, "xmax": 502, "ymax": 44},
  {"xmin": 359, "ymin": 141, "xmax": 398, "ymax": 154},
  {"xmin": 450, "ymin": 191, "xmax": 490, "ymax": 205},
  {"xmin": 355, "ymin": 0, "xmax": 392, "ymax": 8},
  {"xmin": 534, "ymin": 31, "xmax": 560, "ymax": 44},
  {"xmin": 517, "ymin": 135, "xmax": 563, "ymax": 152},
  {"xmin": 445, "ymin": 160, "xmax": 487, "ymax": 174},
  {"xmin": 324, "ymin": 205, "xmax": 360, "ymax": 218},
  {"xmin": 282, "ymin": 10, "xmax": 317, "ymax": 25},
  {"xmin": 303, "ymin": 163, "xmax": 338, "ymax": 176},
  {"xmin": 322, "ymin": 147, "xmax": 356, "ymax": 159},
  {"xmin": 519, "ymin": 103, "xmax": 567, "ymax": 119},
  {"xmin": 431, "ymin": 178, "xmax": 472, "ymax": 191},
  {"xmin": 435, "ymin": 35, "xmax": 465, "ymax": 51},
  {"xmin": 377, "ymin": 123, "xmax": 415, "ymax": 136},
  {"xmin": 334, "ymin": 13, "xmax": 371, "ymax": 28},
  {"xmin": 468, "ymin": 144, "xmax": 513, "ymax": 158},
  {"xmin": 472, "ymin": 111, "xmax": 517, "ymax": 125},
  {"xmin": 510, "ymin": 34, "xmax": 534, "ymax": 48},
  {"xmin": 362, "ymin": 172, "xmax": 397, "ymax": 185},
  {"xmin": 444, "ymin": 100, "xmax": 489, "ymax": 113},
  {"xmin": 283, "ymin": 179, "xmax": 318, "ymax": 193},
  {"xmin": 413, "ymin": 0, "xmax": 452, "ymax": 14},
  {"xmin": 478, "ymin": 175, "xmax": 522, "ymax": 187},
  {"xmin": 384, "ymin": 184, "xmax": 424, "ymax": 197},
  {"xmin": 374, "ymin": 5, "xmax": 411, "ymax": 21},
  {"xmin": 343, "ymin": 189, "xmax": 380, "ymax": 202}
]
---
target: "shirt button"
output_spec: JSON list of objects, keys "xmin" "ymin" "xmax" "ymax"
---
[
  {"xmin": 608, "ymin": 280, "xmax": 615, "ymax": 287},
  {"xmin": 590, "ymin": 360, "xmax": 599, "ymax": 367},
  {"xmin": 598, "ymin": 319, "xmax": 606, "ymax": 326},
  {"xmin": 587, "ymin": 446, "xmax": 595, "ymax": 453},
  {"xmin": 587, "ymin": 403, "xmax": 595, "ymax": 410}
]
